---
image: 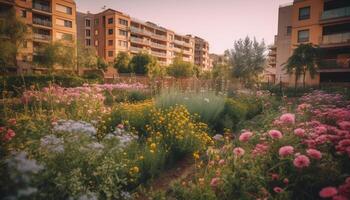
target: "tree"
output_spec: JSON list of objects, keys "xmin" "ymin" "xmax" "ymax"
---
[
  {"xmin": 128, "ymin": 52, "xmax": 157, "ymax": 75},
  {"xmin": 77, "ymin": 44, "xmax": 98, "ymax": 69},
  {"xmin": 33, "ymin": 41, "xmax": 75, "ymax": 73},
  {"xmin": 0, "ymin": 8, "xmax": 28, "ymax": 71},
  {"xmin": 284, "ymin": 43, "xmax": 319, "ymax": 88},
  {"xmin": 96, "ymin": 57, "xmax": 108, "ymax": 72},
  {"xmin": 226, "ymin": 36, "xmax": 266, "ymax": 86},
  {"xmin": 167, "ymin": 56, "xmax": 194, "ymax": 78},
  {"xmin": 113, "ymin": 52, "xmax": 131, "ymax": 73}
]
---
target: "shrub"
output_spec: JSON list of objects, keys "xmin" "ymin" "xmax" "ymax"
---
[{"xmin": 0, "ymin": 75, "xmax": 86, "ymax": 97}]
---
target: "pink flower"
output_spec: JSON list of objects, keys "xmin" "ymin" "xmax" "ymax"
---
[
  {"xmin": 283, "ymin": 178, "xmax": 289, "ymax": 185},
  {"xmin": 210, "ymin": 177, "xmax": 220, "ymax": 187},
  {"xmin": 239, "ymin": 131, "xmax": 253, "ymax": 142},
  {"xmin": 218, "ymin": 159, "xmax": 225, "ymax": 165},
  {"xmin": 117, "ymin": 124, "xmax": 124, "ymax": 129},
  {"xmin": 319, "ymin": 187, "xmax": 338, "ymax": 198},
  {"xmin": 294, "ymin": 128, "xmax": 305, "ymax": 137},
  {"xmin": 332, "ymin": 195, "xmax": 348, "ymax": 200},
  {"xmin": 271, "ymin": 173, "xmax": 279, "ymax": 180},
  {"xmin": 279, "ymin": 146, "xmax": 294, "ymax": 157},
  {"xmin": 0, "ymin": 127, "xmax": 5, "ymax": 133},
  {"xmin": 268, "ymin": 130, "xmax": 283, "ymax": 139},
  {"xmin": 280, "ymin": 113, "xmax": 295, "ymax": 125},
  {"xmin": 233, "ymin": 147, "xmax": 245, "ymax": 157},
  {"xmin": 273, "ymin": 187, "xmax": 283, "ymax": 193},
  {"xmin": 3, "ymin": 129, "xmax": 15, "ymax": 141},
  {"xmin": 338, "ymin": 121, "xmax": 350, "ymax": 131},
  {"xmin": 293, "ymin": 155, "xmax": 310, "ymax": 169},
  {"xmin": 7, "ymin": 118, "xmax": 16, "ymax": 126},
  {"xmin": 307, "ymin": 149, "xmax": 322, "ymax": 160}
]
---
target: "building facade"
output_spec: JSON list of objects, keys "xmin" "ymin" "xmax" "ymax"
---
[
  {"xmin": 194, "ymin": 36, "xmax": 211, "ymax": 71},
  {"xmin": 0, "ymin": 0, "xmax": 77, "ymax": 73},
  {"xmin": 77, "ymin": 9, "xmax": 210, "ymax": 76},
  {"xmin": 275, "ymin": 0, "xmax": 350, "ymax": 86}
]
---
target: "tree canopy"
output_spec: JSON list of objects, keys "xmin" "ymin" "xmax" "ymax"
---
[
  {"xmin": 128, "ymin": 52, "xmax": 158, "ymax": 76},
  {"xmin": 113, "ymin": 52, "xmax": 131, "ymax": 73},
  {"xmin": 167, "ymin": 56, "xmax": 194, "ymax": 78}
]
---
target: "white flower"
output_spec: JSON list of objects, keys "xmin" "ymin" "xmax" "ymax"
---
[
  {"xmin": 53, "ymin": 120, "xmax": 97, "ymax": 136},
  {"xmin": 204, "ymin": 98, "xmax": 210, "ymax": 103},
  {"xmin": 18, "ymin": 187, "xmax": 38, "ymax": 197},
  {"xmin": 88, "ymin": 142, "xmax": 104, "ymax": 150},
  {"xmin": 41, "ymin": 135, "xmax": 64, "ymax": 153},
  {"xmin": 212, "ymin": 134, "xmax": 224, "ymax": 141},
  {"xmin": 77, "ymin": 192, "xmax": 98, "ymax": 200}
]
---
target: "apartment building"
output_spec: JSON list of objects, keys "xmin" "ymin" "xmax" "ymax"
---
[
  {"xmin": 263, "ymin": 36, "xmax": 277, "ymax": 83},
  {"xmin": 275, "ymin": 0, "xmax": 350, "ymax": 86},
  {"xmin": 194, "ymin": 36, "xmax": 211, "ymax": 71},
  {"xmin": 0, "ymin": 0, "xmax": 77, "ymax": 73},
  {"xmin": 77, "ymin": 9, "xmax": 210, "ymax": 75}
]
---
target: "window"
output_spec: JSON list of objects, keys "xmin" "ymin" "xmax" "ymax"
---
[
  {"xmin": 287, "ymin": 26, "xmax": 292, "ymax": 35},
  {"xmin": 108, "ymin": 40, "xmax": 113, "ymax": 46},
  {"xmin": 119, "ymin": 29, "xmax": 127, "ymax": 36},
  {"xmin": 299, "ymin": 6, "xmax": 310, "ymax": 20},
  {"xmin": 108, "ymin": 17, "xmax": 113, "ymax": 24},
  {"xmin": 85, "ymin": 19, "xmax": 91, "ymax": 27},
  {"xmin": 56, "ymin": 19, "xmax": 72, "ymax": 28},
  {"xmin": 56, "ymin": 4, "xmax": 72, "ymax": 15},
  {"xmin": 118, "ymin": 40, "xmax": 128, "ymax": 47},
  {"xmin": 298, "ymin": 30, "xmax": 310, "ymax": 42},
  {"xmin": 56, "ymin": 32, "xmax": 73, "ymax": 41},
  {"xmin": 108, "ymin": 51, "xmax": 113, "ymax": 57},
  {"xmin": 20, "ymin": 10, "xmax": 26, "ymax": 18},
  {"xmin": 86, "ymin": 39, "xmax": 91, "ymax": 46},
  {"xmin": 108, "ymin": 29, "xmax": 113, "ymax": 35},
  {"xmin": 86, "ymin": 29, "xmax": 91, "ymax": 37},
  {"xmin": 94, "ymin": 18, "xmax": 99, "ymax": 26},
  {"xmin": 119, "ymin": 19, "xmax": 128, "ymax": 26}
]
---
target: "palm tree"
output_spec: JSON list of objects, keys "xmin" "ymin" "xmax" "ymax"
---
[{"xmin": 284, "ymin": 43, "xmax": 319, "ymax": 89}]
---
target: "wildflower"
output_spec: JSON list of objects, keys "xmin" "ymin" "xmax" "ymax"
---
[
  {"xmin": 280, "ymin": 113, "xmax": 295, "ymax": 124},
  {"xmin": 239, "ymin": 131, "xmax": 253, "ymax": 142},
  {"xmin": 293, "ymin": 155, "xmax": 310, "ymax": 169},
  {"xmin": 117, "ymin": 124, "xmax": 124, "ymax": 129},
  {"xmin": 130, "ymin": 166, "xmax": 139, "ymax": 174},
  {"xmin": 3, "ymin": 129, "xmax": 16, "ymax": 141},
  {"xmin": 319, "ymin": 187, "xmax": 338, "ymax": 198},
  {"xmin": 210, "ymin": 177, "xmax": 220, "ymax": 187},
  {"xmin": 233, "ymin": 147, "xmax": 245, "ymax": 157},
  {"xmin": 268, "ymin": 130, "xmax": 283, "ymax": 139},
  {"xmin": 139, "ymin": 156, "xmax": 144, "ymax": 160},
  {"xmin": 150, "ymin": 143, "xmax": 157, "ymax": 150},
  {"xmin": 338, "ymin": 121, "xmax": 350, "ymax": 131},
  {"xmin": 283, "ymin": 178, "xmax": 289, "ymax": 185},
  {"xmin": 294, "ymin": 128, "xmax": 305, "ymax": 137},
  {"xmin": 193, "ymin": 152, "xmax": 200, "ymax": 160},
  {"xmin": 307, "ymin": 149, "xmax": 322, "ymax": 160},
  {"xmin": 271, "ymin": 173, "xmax": 279, "ymax": 180},
  {"xmin": 7, "ymin": 118, "xmax": 16, "ymax": 125},
  {"xmin": 218, "ymin": 159, "xmax": 225, "ymax": 165},
  {"xmin": 279, "ymin": 146, "xmax": 294, "ymax": 157},
  {"xmin": 273, "ymin": 187, "xmax": 283, "ymax": 193},
  {"xmin": 213, "ymin": 134, "xmax": 224, "ymax": 141},
  {"xmin": 198, "ymin": 178, "xmax": 205, "ymax": 185}
]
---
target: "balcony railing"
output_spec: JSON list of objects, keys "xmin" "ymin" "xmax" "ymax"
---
[
  {"xmin": 130, "ymin": 27, "xmax": 152, "ymax": 36},
  {"xmin": 322, "ymin": 32, "xmax": 350, "ymax": 44},
  {"xmin": 130, "ymin": 37, "xmax": 149, "ymax": 45},
  {"xmin": 151, "ymin": 42, "xmax": 167, "ymax": 49},
  {"xmin": 33, "ymin": 33, "xmax": 51, "ymax": 41},
  {"xmin": 130, "ymin": 46, "xmax": 144, "ymax": 52},
  {"xmin": 152, "ymin": 33, "xmax": 167, "ymax": 40},
  {"xmin": 321, "ymin": 6, "xmax": 350, "ymax": 20},
  {"xmin": 319, "ymin": 59, "xmax": 350, "ymax": 69},
  {"xmin": 33, "ymin": 2, "xmax": 51, "ymax": 13},
  {"xmin": 174, "ymin": 39, "xmax": 191, "ymax": 47},
  {"xmin": 33, "ymin": 18, "xmax": 52, "ymax": 27},
  {"xmin": 151, "ymin": 51, "xmax": 167, "ymax": 57}
]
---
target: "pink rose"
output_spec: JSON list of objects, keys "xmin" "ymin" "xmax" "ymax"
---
[
  {"xmin": 294, "ymin": 128, "xmax": 305, "ymax": 137},
  {"xmin": 319, "ymin": 187, "xmax": 338, "ymax": 198},
  {"xmin": 293, "ymin": 155, "xmax": 310, "ymax": 169},
  {"xmin": 239, "ymin": 131, "xmax": 253, "ymax": 142},
  {"xmin": 279, "ymin": 146, "xmax": 294, "ymax": 157},
  {"xmin": 210, "ymin": 177, "xmax": 220, "ymax": 187},
  {"xmin": 273, "ymin": 187, "xmax": 283, "ymax": 193},
  {"xmin": 218, "ymin": 159, "xmax": 225, "ymax": 165},
  {"xmin": 3, "ymin": 129, "xmax": 15, "ymax": 141},
  {"xmin": 233, "ymin": 147, "xmax": 245, "ymax": 157},
  {"xmin": 280, "ymin": 113, "xmax": 295, "ymax": 124},
  {"xmin": 268, "ymin": 130, "xmax": 283, "ymax": 139},
  {"xmin": 307, "ymin": 149, "xmax": 322, "ymax": 160}
]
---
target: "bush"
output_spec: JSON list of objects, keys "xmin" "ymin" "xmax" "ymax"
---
[{"xmin": 0, "ymin": 75, "xmax": 86, "ymax": 97}]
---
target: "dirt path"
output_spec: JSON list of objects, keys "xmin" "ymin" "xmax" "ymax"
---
[{"xmin": 136, "ymin": 156, "xmax": 195, "ymax": 200}]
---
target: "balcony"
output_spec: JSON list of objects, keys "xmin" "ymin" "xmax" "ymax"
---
[
  {"xmin": 152, "ymin": 33, "xmax": 167, "ymax": 40},
  {"xmin": 33, "ymin": 2, "xmax": 51, "ymax": 13},
  {"xmin": 174, "ymin": 39, "xmax": 191, "ymax": 47},
  {"xmin": 321, "ymin": 6, "xmax": 350, "ymax": 20},
  {"xmin": 33, "ymin": 33, "xmax": 51, "ymax": 41},
  {"xmin": 151, "ymin": 42, "xmax": 167, "ymax": 49},
  {"xmin": 130, "ymin": 37, "xmax": 149, "ymax": 45},
  {"xmin": 130, "ymin": 46, "xmax": 144, "ymax": 52},
  {"xmin": 33, "ymin": 18, "xmax": 52, "ymax": 27},
  {"xmin": 318, "ymin": 59, "xmax": 350, "ymax": 71},
  {"xmin": 321, "ymin": 32, "xmax": 350, "ymax": 45},
  {"xmin": 151, "ymin": 51, "xmax": 167, "ymax": 57},
  {"xmin": 130, "ymin": 27, "xmax": 152, "ymax": 36}
]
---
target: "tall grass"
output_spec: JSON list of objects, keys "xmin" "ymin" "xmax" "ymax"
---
[{"xmin": 155, "ymin": 88, "xmax": 225, "ymax": 127}]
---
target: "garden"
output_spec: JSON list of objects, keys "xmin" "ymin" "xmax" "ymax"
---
[{"xmin": 0, "ymin": 74, "xmax": 349, "ymax": 200}]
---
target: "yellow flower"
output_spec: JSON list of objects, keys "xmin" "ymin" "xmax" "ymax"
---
[
  {"xmin": 198, "ymin": 178, "xmax": 205, "ymax": 185},
  {"xmin": 193, "ymin": 152, "xmax": 200, "ymax": 160},
  {"xmin": 139, "ymin": 156, "xmax": 144, "ymax": 160},
  {"xmin": 150, "ymin": 143, "xmax": 156, "ymax": 150}
]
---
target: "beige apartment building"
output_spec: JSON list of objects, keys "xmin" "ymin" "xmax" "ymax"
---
[
  {"xmin": 0, "ymin": 0, "xmax": 77, "ymax": 73},
  {"xmin": 77, "ymin": 9, "xmax": 210, "ymax": 76},
  {"xmin": 275, "ymin": 0, "xmax": 350, "ymax": 86},
  {"xmin": 194, "ymin": 36, "xmax": 211, "ymax": 71}
]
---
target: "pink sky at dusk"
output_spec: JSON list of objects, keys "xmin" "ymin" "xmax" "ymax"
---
[{"xmin": 75, "ymin": 0, "xmax": 292, "ymax": 54}]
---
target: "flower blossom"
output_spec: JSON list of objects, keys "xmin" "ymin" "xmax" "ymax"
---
[
  {"xmin": 293, "ymin": 155, "xmax": 310, "ymax": 169},
  {"xmin": 233, "ymin": 147, "xmax": 245, "ymax": 157},
  {"xmin": 279, "ymin": 146, "xmax": 294, "ymax": 157},
  {"xmin": 268, "ymin": 130, "xmax": 283, "ymax": 139},
  {"xmin": 294, "ymin": 128, "xmax": 306, "ymax": 137},
  {"xmin": 280, "ymin": 113, "xmax": 295, "ymax": 125},
  {"xmin": 319, "ymin": 187, "xmax": 338, "ymax": 198},
  {"xmin": 307, "ymin": 149, "xmax": 322, "ymax": 160},
  {"xmin": 239, "ymin": 131, "xmax": 253, "ymax": 142}
]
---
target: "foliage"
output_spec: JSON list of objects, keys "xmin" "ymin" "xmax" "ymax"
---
[
  {"xmin": 114, "ymin": 52, "xmax": 132, "ymax": 73},
  {"xmin": 0, "ymin": 8, "xmax": 28, "ymax": 69},
  {"xmin": 167, "ymin": 56, "xmax": 195, "ymax": 78},
  {"xmin": 97, "ymin": 57, "xmax": 108, "ymax": 72},
  {"xmin": 284, "ymin": 43, "xmax": 319, "ymax": 88},
  {"xmin": 128, "ymin": 52, "xmax": 158, "ymax": 76},
  {"xmin": 77, "ymin": 44, "xmax": 98, "ymax": 69},
  {"xmin": 226, "ymin": 36, "xmax": 267, "ymax": 86}
]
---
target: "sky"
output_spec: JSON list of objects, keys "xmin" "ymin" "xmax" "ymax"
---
[{"xmin": 75, "ymin": 0, "xmax": 292, "ymax": 54}]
